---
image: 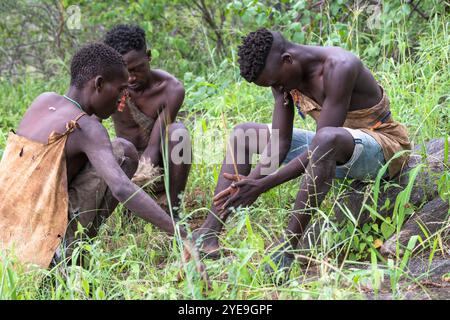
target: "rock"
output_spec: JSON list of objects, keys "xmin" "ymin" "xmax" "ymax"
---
[
  {"xmin": 334, "ymin": 138, "xmax": 449, "ymax": 257},
  {"xmin": 380, "ymin": 197, "xmax": 449, "ymax": 257}
]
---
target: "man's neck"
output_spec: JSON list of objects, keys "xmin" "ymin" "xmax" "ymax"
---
[
  {"xmin": 65, "ymin": 87, "xmax": 92, "ymax": 114},
  {"xmin": 290, "ymin": 45, "xmax": 326, "ymax": 90},
  {"xmin": 145, "ymin": 69, "xmax": 161, "ymax": 90}
]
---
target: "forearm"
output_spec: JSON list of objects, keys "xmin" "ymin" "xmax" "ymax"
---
[
  {"xmin": 247, "ymin": 87, "xmax": 294, "ymax": 180},
  {"xmin": 260, "ymin": 151, "xmax": 309, "ymax": 192},
  {"xmin": 113, "ymin": 183, "xmax": 186, "ymax": 238},
  {"xmin": 141, "ymin": 142, "xmax": 161, "ymax": 166}
]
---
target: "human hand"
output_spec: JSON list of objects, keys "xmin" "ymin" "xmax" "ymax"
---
[
  {"xmin": 213, "ymin": 173, "xmax": 264, "ymax": 218},
  {"xmin": 212, "ymin": 173, "xmax": 246, "ymax": 211}
]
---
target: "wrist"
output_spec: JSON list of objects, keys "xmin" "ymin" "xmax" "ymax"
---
[{"xmin": 258, "ymin": 176, "xmax": 271, "ymax": 194}]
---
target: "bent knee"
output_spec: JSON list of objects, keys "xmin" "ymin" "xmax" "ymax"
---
[
  {"xmin": 168, "ymin": 121, "xmax": 187, "ymax": 132},
  {"xmin": 232, "ymin": 122, "xmax": 262, "ymax": 134},
  {"xmin": 231, "ymin": 122, "xmax": 268, "ymax": 142},
  {"xmin": 313, "ymin": 127, "xmax": 344, "ymax": 147},
  {"xmin": 114, "ymin": 138, "xmax": 139, "ymax": 165}
]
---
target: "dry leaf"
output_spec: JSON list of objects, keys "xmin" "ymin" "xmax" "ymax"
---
[{"xmin": 373, "ymin": 238, "xmax": 383, "ymax": 249}]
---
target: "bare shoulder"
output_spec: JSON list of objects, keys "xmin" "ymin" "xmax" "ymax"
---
[
  {"xmin": 323, "ymin": 47, "xmax": 362, "ymax": 73},
  {"xmin": 154, "ymin": 69, "xmax": 185, "ymax": 96},
  {"xmin": 75, "ymin": 114, "xmax": 111, "ymax": 144},
  {"xmin": 29, "ymin": 92, "xmax": 61, "ymax": 108}
]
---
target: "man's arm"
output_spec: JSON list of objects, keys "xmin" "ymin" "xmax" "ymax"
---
[
  {"xmin": 218, "ymin": 57, "xmax": 361, "ymax": 211},
  {"xmin": 247, "ymin": 86, "xmax": 295, "ymax": 180},
  {"xmin": 259, "ymin": 57, "xmax": 361, "ymax": 191},
  {"xmin": 141, "ymin": 80, "xmax": 185, "ymax": 166},
  {"xmin": 75, "ymin": 117, "xmax": 186, "ymax": 237},
  {"xmin": 212, "ymin": 87, "xmax": 294, "ymax": 211}
]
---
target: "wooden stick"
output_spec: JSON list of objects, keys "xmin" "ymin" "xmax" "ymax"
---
[{"xmin": 221, "ymin": 112, "xmax": 241, "ymax": 181}]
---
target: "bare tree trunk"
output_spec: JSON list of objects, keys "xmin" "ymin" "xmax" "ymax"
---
[{"xmin": 188, "ymin": 0, "xmax": 226, "ymax": 58}]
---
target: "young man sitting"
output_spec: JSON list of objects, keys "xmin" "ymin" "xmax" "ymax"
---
[
  {"xmin": 195, "ymin": 28, "xmax": 411, "ymax": 272},
  {"xmin": 104, "ymin": 25, "xmax": 191, "ymax": 218},
  {"xmin": 0, "ymin": 43, "xmax": 195, "ymax": 268}
]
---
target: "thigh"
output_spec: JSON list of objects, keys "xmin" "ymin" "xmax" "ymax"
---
[
  {"xmin": 67, "ymin": 162, "xmax": 107, "ymax": 228},
  {"xmin": 336, "ymin": 128, "xmax": 385, "ymax": 180},
  {"xmin": 234, "ymin": 122, "xmax": 271, "ymax": 154}
]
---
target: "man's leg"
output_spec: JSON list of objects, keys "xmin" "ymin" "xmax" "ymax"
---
[
  {"xmin": 165, "ymin": 122, "xmax": 192, "ymax": 215},
  {"xmin": 59, "ymin": 138, "xmax": 138, "ymax": 262},
  {"xmin": 263, "ymin": 127, "xmax": 355, "ymax": 274},
  {"xmin": 276, "ymin": 127, "xmax": 355, "ymax": 265},
  {"xmin": 297, "ymin": 128, "xmax": 386, "ymax": 255},
  {"xmin": 196, "ymin": 122, "xmax": 270, "ymax": 254}
]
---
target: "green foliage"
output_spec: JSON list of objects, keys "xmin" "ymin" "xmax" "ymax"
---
[{"xmin": 0, "ymin": 0, "xmax": 449, "ymax": 300}]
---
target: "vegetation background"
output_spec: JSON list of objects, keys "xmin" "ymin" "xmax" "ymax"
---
[{"xmin": 0, "ymin": 0, "xmax": 449, "ymax": 299}]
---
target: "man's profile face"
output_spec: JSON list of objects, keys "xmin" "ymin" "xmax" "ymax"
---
[
  {"xmin": 253, "ymin": 50, "xmax": 289, "ymax": 92},
  {"xmin": 93, "ymin": 67, "xmax": 129, "ymax": 119},
  {"xmin": 253, "ymin": 32, "xmax": 296, "ymax": 92},
  {"xmin": 122, "ymin": 48, "xmax": 151, "ymax": 91}
]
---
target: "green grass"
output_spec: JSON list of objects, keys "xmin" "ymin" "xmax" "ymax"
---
[{"xmin": 0, "ymin": 14, "xmax": 449, "ymax": 300}]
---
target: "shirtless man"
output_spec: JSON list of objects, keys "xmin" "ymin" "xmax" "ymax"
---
[
  {"xmin": 104, "ymin": 25, "xmax": 191, "ymax": 218},
  {"xmin": 0, "ymin": 43, "xmax": 196, "ymax": 268},
  {"xmin": 195, "ymin": 29, "xmax": 411, "ymax": 272}
]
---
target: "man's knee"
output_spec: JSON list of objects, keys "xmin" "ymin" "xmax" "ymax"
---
[
  {"xmin": 231, "ymin": 123, "xmax": 261, "ymax": 146},
  {"xmin": 312, "ymin": 127, "xmax": 354, "ymax": 163},
  {"xmin": 113, "ymin": 138, "xmax": 139, "ymax": 175},
  {"xmin": 232, "ymin": 122, "xmax": 259, "ymax": 134},
  {"xmin": 168, "ymin": 122, "xmax": 190, "ymax": 143},
  {"xmin": 313, "ymin": 127, "xmax": 342, "ymax": 147},
  {"xmin": 167, "ymin": 122, "xmax": 191, "ymax": 163},
  {"xmin": 309, "ymin": 127, "xmax": 342, "ymax": 160},
  {"xmin": 114, "ymin": 138, "xmax": 139, "ymax": 162}
]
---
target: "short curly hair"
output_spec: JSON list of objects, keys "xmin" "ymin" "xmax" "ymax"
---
[
  {"xmin": 70, "ymin": 43, "xmax": 126, "ymax": 88},
  {"xmin": 104, "ymin": 24, "xmax": 147, "ymax": 55},
  {"xmin": 237, "ymin": 28, "xmax": 274, "ymax": 82}
]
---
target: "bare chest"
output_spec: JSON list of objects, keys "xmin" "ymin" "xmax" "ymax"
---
[
  {"xmin": 298, "ymin": 74, "xmax": 325, "ymax": 105},
  {"xmin": 113, "ymin": 94, "xmax": 165, "ymax": 128}
]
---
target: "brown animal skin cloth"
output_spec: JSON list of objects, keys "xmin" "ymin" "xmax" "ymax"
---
[
  {"xmin": 0, "ymin": 113, "xmax": 85, "ymax": 268},
  {"xmin": 126, "ymin": 98, "xmax": 167, "ymax": 209},
  {"xmin": 290, "ymin": 86, "xmax": 411, "ymax": 178}
]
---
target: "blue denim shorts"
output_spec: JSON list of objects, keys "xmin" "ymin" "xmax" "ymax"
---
[{"xmin": 268, "ymin": 125, "xmax": 386, "ymax": 180}]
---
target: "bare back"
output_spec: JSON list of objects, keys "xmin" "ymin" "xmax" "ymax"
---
[{"xmin": 16, "ymin": 92, "xmax": 103, "ymax": 182}]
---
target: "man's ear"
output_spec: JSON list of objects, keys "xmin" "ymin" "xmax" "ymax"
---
[
  {"xmin": 147, "ymin": 49, "xmax": 152, "ymax": 63},
  {"xmin": 94, "ymin": 76, "xmax": 104, "ymax": 92},
  {"xmin": 281, "ymin": 53, "xmax": 293, "ymax": 65}
]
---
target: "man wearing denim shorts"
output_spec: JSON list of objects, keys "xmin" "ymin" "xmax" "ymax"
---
[{"xmin": 195, "ymin": 28, "xmax": 411, "ymax": 271}]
